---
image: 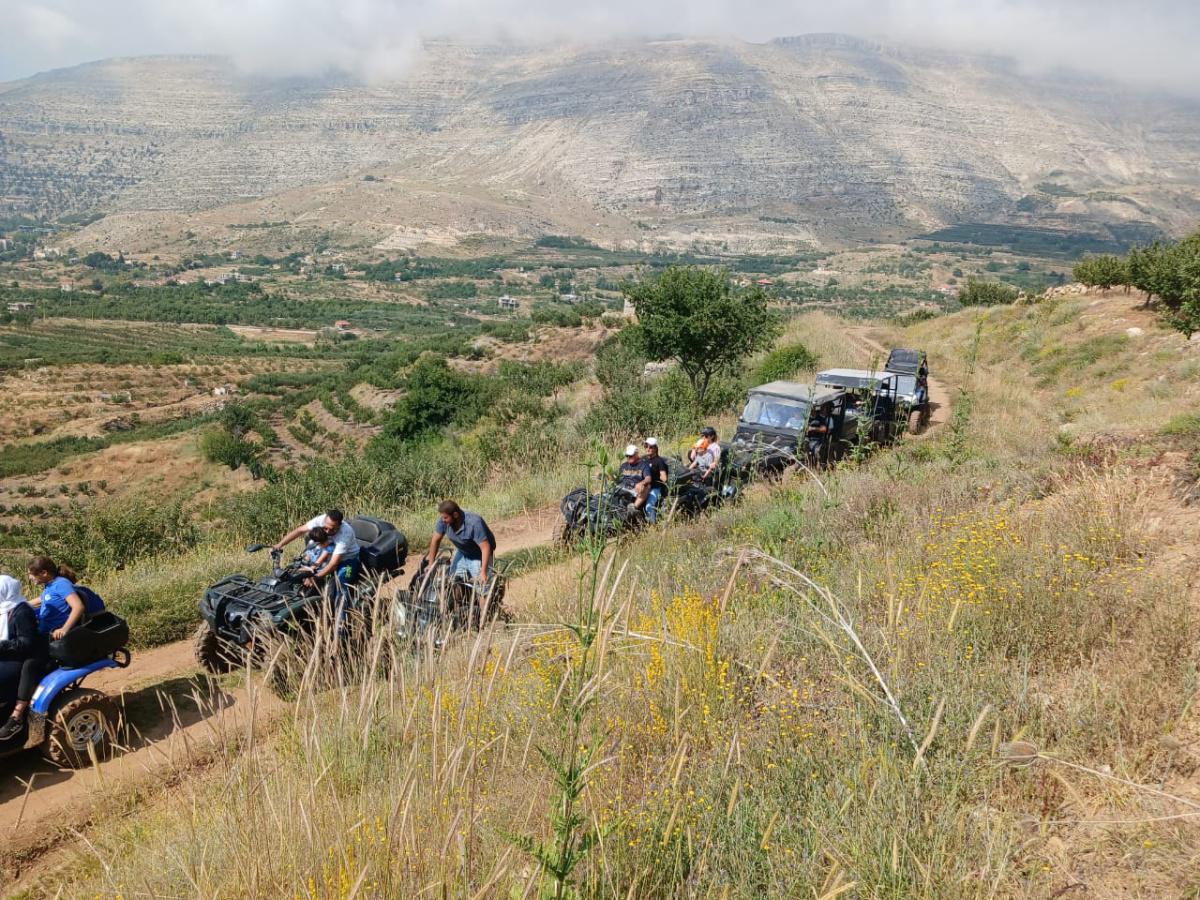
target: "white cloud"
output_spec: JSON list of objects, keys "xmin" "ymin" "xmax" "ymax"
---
[{"xmin": 1, "ymin": 0, "xmax": 1198, "ymax": 95}]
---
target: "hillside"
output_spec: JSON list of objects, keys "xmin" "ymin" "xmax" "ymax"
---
[
  {"xmin": 3, "ymin": 35, "xmax": 1200, "ymax": 254},
  {"xmin": 4, "ymin": 289, "xmax": 1200, "ymax": 896}
]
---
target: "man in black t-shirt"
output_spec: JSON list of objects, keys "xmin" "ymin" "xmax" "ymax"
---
[{"xmin": 642, "ymin": 437, "xmax": 670, "ymax": 524}]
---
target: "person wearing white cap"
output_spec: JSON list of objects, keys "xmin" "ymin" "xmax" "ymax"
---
[
  {"xmin": 616, "ymin": 443, "xmax": 653, "ymax": 514},
  {"xmin": 641, "ymin": 438, "xmax": 670, "ymax": 524}
]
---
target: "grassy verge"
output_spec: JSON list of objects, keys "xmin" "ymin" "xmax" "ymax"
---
[{"xmin": 37, "ymin": 294, "xmax": 1200, "ymax": 896}]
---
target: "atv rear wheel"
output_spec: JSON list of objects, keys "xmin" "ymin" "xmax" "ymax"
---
[
  {"xmin": 193, "ymin": 622, "xmax": 241, "ymax": 674},
  {"xmin": 907, "ymin": 408, "xmax": 924, "ymax": 434},
  {"xmin": 43, "ymin": 688, "xmax": 118, "ymax": 768}
]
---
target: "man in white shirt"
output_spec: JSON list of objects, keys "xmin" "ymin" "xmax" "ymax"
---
[{"xmin": 274, "ymin": 508, "xmax": 361, "ymax": 601}]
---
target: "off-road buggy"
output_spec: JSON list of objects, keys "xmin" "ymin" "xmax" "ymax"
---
[
  {"xmin": 194, "ymin": 516, "xmax": 407, "ymax": 679},
  {"xmin": 883, "ymin": 348, "xmax": 930, "ymax": 433},
  {"xmin": 391, "ymin": 552, "xmax": 510, "ymax": 646},
  {"xmin": 0, "ymin": 611, "xmax": 130, "ymax": 768},
  {"xmin": 729, "ymin": 381, "xmax": 857, "ymax": 478},
  {"xmin": 814, "ymin": 368, "xmax": 906, "ymax": 447}
]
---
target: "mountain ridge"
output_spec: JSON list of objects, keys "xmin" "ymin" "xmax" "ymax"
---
[{"xmin": 2, "ymin": 34, "xmax": 1199, "ymax": 253}]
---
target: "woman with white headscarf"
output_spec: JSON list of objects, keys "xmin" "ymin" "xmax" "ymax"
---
[{"xmin": 0, "ymin": 575, "xmax": 49, "ymax": 743}]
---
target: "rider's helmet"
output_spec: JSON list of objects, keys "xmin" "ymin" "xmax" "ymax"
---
[{"xmin": 700, "ymin": 426, "xmax": 717, "ymax": 440}]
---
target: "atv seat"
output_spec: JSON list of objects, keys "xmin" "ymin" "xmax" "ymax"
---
[
  {"xmin": 48, "ymin": 611, "xmax": 130, "ymax": 668},
  {"xmin": 350, "ymin": 516, "xmax": 408, "ymax": 576}
]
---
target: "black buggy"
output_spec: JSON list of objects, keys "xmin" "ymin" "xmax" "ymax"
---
[
  {"xmin": 729, "ymin": 381, "xmax": 858, "ymax": 478},
  {"xmin": 883, "ymin": 348, "xmax": 931, "ymax": 433},
  {"xmin": 193, "ymin": 516, "xmax": 408, "ymax": 679}
]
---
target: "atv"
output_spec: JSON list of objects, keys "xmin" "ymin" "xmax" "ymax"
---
[
  {"xmin": 554, "ymin": 480, "xmax": 647, "ymax": 546},
  {"xmin": 194, "ymin": 516, "xmax": 408, "ymax": 683},
  {"xmin": 661, "ymin": 457, "xmax": 739, "ymax": 521},
  {"xmin": 392, "ymin": 552, "xmax": 510, "ymax": 646},
  {"xmin": 0, "ymin": 611, "xmax": 130, "ymax": 768}
]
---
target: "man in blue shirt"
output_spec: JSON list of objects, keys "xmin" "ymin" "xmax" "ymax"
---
[{"xmin": 425, "ymin": 500, "xmax": 496, "ymax": 585}]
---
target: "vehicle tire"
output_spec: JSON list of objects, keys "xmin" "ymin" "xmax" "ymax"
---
[
  {"xmin": 43, "ymin": 688, "xmax": 118, "ymax": 768},
  {"xmin": 552, "ymin": 517, "xmax": 576, "ymax": 548},
  {"xmin": 908, "ymin": 409, "xmax": 924, "ymax": 434},
  {"xmin": 193, "ymin": 622, "xmax": 240, "ymax": 674},
  {"xmin": 262, "ymin": 633, "xmax": 300, "ymax": 699}
]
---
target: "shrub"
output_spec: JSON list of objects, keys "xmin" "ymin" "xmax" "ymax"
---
[
  {"xmin": 958, "ymin": 278, "xmax": 1019, "ymax": 306},
  {"xmin": 753, "ymin": 342, "xmax": 818, "ymax": 383},
  {"xmin": 27, "ymin": 499, "xmax": 199, "ymax": 574},
  {"xmin": 1073, "ymin": 254, "xmax": 1127, "ymax": 289}
]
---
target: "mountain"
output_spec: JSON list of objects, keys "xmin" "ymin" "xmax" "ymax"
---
[{"xmin": 2, "ymin": 34, "xmax": 1200, "ymax": 254}]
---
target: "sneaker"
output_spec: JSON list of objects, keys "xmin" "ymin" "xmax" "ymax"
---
[{"xmin": 0, "ymin": 716, "xmax": 25, "ymax": 742}]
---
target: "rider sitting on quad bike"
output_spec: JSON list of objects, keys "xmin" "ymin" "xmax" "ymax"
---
[
  {"xmin": 687, "ymin": 426, "xmax": 723, "ymax": 485},
  {"xmin": 274, "ymin": 508, "xmax": 361, "ymax": 603},
  {"xmin": 617, "ymin": 444, "xmax": 653, "ymax": 513},
  {"xmin": 641, "ymin": 438, "xmax": 670, "ymax": 524}
]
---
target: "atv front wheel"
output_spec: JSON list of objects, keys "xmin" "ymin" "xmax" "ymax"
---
[
  {"xmin": 552, "ymin": 517, "xmax": 577, "ymax": 548},
  {"xmin": 43, "ymin": 688, "xmax": 118, "ymax": 768},
  {"xmin": 193, "ymin": 623, "xmax": 241, "ymax": 674}
]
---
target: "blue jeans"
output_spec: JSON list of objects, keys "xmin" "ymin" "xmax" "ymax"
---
[
  {"xmin": 645, "ymin": 485, "xmax": 665, "ymax": 524},
  {"xmin": 332, "ymin": 556, "xmax": 362, "ymax": 606},
  {"xmin": 450, "ymin": 551, "xmax": 488, "ymax": 581}
]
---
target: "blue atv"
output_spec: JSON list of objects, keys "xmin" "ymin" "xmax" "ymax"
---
[{"xmin": 0, "ymin": 612, "xmax": 130, "ymax": 768}]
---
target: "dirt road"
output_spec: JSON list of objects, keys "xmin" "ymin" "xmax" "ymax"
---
[{"xmin": 845, "ymin": 326, "xmax": 952, "ymax": 432}]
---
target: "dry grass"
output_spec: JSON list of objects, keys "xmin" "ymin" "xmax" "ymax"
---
[{"xmin": 20, "ymin": 290, "xmax": 1200, "ymax": 898}]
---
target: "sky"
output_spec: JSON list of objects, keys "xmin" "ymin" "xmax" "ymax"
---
[{"xmin": 2, "ymin": 0, "xmax": 1199, "ymax": 95}]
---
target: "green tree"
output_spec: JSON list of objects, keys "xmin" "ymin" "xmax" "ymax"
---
[
  {"xmin": 623, "ymin": 266, "xmax": 781, "ymax": 404},
  {"xmin": 958, "ymin": 278, "xmax": 1019, "ymax": 307},
  {"xmin": 1073, "ymin": 255, "xmax": 1127, "ymax": 290},
  {"xmin": 384, "ymin": 356, "xmax": 492, "ymax": 441}
]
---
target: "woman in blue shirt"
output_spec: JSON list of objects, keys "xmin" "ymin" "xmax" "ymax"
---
[
  {"xmin": 0, "ymin": 557, "xmax": 86, "ymax": 741},
  {"xmin": 28, "ymin": 556, "xmax": 88, "ymax": 640}
]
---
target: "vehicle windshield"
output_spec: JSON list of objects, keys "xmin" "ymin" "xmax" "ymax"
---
[{"xmin": 741, "ymin": 395, "xmax": 811, "ymax": 430}]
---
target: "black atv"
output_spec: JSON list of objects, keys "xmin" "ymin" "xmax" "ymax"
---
[
  {"xmin": 554, "ymin": 480, "xmax": 646, "ymax": 546},
  {"xmin": 392, "ymin": 552, "xmax": 510, "ymax": 646},
  {"xmin": 667, "ymin": 462, "xmax": 739, "ymax": 519},
  {"xmin": 194, "ymin": 516, "xmax": 407, "ymax": 680}
]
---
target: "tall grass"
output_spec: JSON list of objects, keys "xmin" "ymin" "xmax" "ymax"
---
[{"xmin": 27, "ymin": 301, "xmax": 1200, "ymax": 896}]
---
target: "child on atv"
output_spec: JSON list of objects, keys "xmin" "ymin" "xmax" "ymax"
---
[{"xmin": 299, "ymin": 527, "xmax": 334, "ymax": 591}]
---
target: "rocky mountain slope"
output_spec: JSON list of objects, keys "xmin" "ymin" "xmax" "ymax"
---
[{"xmin": 2, "ymin": 34, "xmax": 1199, "ymax": 251}]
